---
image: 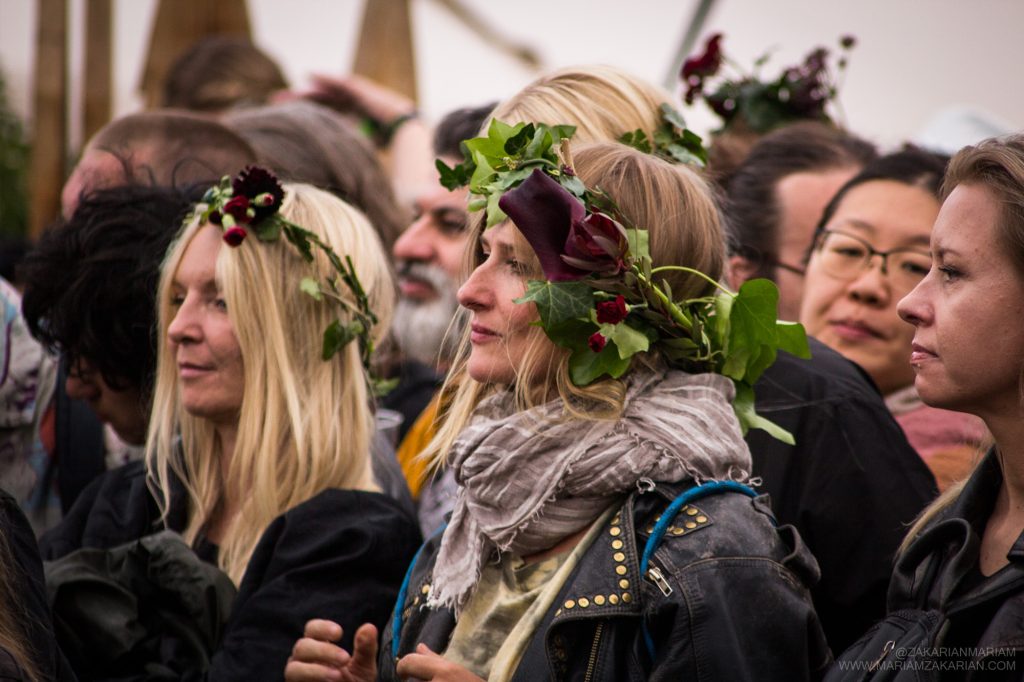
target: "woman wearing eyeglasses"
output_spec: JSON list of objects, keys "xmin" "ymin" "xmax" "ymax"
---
[{"xmin": 799, "ymin": 147, "xmax": 988, "ymax": 490}]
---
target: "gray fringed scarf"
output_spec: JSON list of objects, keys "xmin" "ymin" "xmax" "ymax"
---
[{"xmin": 429, "ymin": 366, "xmax": 752, "ymax": 613}]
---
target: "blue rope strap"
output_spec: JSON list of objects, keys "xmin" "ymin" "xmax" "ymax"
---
[
  {"xmin": 392, "ymin": 522, "xmax": 447, "ymax": 660},
  {"xmin": 639, "ymin": 480, "xmax": 759, "ymax": 661}
]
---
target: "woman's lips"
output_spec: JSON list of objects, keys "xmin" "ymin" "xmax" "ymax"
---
[
  {"xmin": 177, "ymin": 362, "xmax": 212, "ymax": 379},
  {"xmin": 828, "ymin": 319, "xmax": 885, "ymax": 342},
  {"xmin": 470, "ymin": 324, "xmax": 500, "ymax": 344},
  {"xmin": 909, "ymin": 342, "xmax": 937, "ymax": 365}
]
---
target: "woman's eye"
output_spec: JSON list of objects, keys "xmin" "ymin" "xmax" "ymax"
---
[
  {"xmin": 901, "ymin": 261, "xmax": 931, "ymax": 277},
  {"xmin": 170, "ymin": 295, "xmax": 185, "ymax": 308},
  {"xmin": 214, "ymin": 298, "xmax": 228, "ymax": 312},
  {"xmin": 832, "ymin": 246, "xmax": 866, "ymax": 259},
  {"xmin": 938, "ymin": 265, "xmax": 961, "ymax": 281},
  {"xmin": 506, "ymin": 259, "xmax": 524, "ymax": 274}
]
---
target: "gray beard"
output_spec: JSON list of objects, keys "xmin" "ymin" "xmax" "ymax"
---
[{"xmin": 392, "ymin": 276, "xmax": 463, "ymax": 368}]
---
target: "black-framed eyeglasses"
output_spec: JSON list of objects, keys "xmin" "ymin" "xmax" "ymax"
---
[
  {"xmin": 812, "ymin": 229, "xmax": 931, "ymax": 290},
  {"xmin": 769, "ymin": 259, "xmax": 806, "ymax": 277}
]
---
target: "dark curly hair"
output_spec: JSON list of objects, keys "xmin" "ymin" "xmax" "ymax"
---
[{"xmin": 20, "ymin": 185, "xmax": 194, "ymax": 397}]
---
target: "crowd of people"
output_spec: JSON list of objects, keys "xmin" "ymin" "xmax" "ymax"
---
[{"xmin": 0, "ymin": 33, "xmax": 1021, "ymax": 681}]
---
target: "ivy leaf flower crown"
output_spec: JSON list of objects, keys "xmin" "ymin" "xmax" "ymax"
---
[
  {"xmin": 437, "ymin": 111, "xmax": 810, "ymax": 443},
  {"xmin": 189, "ymin": 166, "xmax": 390, "ymax": 394}
]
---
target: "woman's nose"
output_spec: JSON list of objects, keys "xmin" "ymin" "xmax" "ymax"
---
[
  {"xmin": 457, "ymin": 264, "xmax": 490, "ymax": 311},
  {"xmin": 846, "ymin": 258, "xmax": 891, "ymax": 307},
  {"xmin": 167, "ymin": 298, "xmax": 199, "ymax": 344},
  {"xmin": 897, "ymin": 279, "xmax": 930, "ymax": 327}
]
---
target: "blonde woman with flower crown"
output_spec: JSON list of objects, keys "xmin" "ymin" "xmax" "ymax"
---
[
  {"xmin": 286, "ymin": 139, "xmax": 830, "ymax": 681},
  {"xmin": 40, "ymin": 171, "xmax": 420, "ymax": 680}
]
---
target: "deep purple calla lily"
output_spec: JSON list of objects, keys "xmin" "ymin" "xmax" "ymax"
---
[
  {"xmin": 563, "ymin": 212, "xmax": 629, "ymax": 275},
  {"xmin": 498, "ymin": 169, "xmax": 589, "ymax": 282}
]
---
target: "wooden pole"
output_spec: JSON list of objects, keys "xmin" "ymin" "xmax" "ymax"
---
[
  {"xmin": 83, "ymin": 0, "xmax": 112, "ymax": 143},
  {"xmin": 352, "ymin": 0, "xmax": 418, "ymax": 104},
  {"xmin": 29, "ymin": 0, "xmax": 68, "ymax": 236}
]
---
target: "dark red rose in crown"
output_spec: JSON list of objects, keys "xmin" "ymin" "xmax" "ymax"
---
[
  {"xmin": 588, "ymin": 332, "xmax": 607, "ymax": 353},
  {"xmin": 232, "ymin": 166, "xmax": 285, "ymax": 222},
  {"xmin": 681, "ymin": 33, "xmax": 723, "ymax": 81},
  {"xmin": 563, "ymin": 212, "xmax": 629, "ymax": 276},
  {"xmin": 596, "ymin": 295, "xmax": 628, "ymax": 325},
  {"xmin": 223, "ymin": 196, "xmax": 252, "ymax": 223},
  {"xmin": 223, "ymin": 226, "xmax": 247, "ymax": 247}
]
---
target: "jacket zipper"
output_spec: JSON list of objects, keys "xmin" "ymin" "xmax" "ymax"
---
[
  {"xmin": 583, "ymin": 621, "xmax": 605, "ymax": 682},
  {"xmin": 868, "ymin": 640, "xmax": 895, "ymax": 672},
  {"xmin": 647, "ymin": 565, "xmax": 673, "ymax": 596}
]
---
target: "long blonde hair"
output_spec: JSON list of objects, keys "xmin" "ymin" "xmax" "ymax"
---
[
  {"xmin": 147, "ymin": 183, "xmax": 395, "ymax": 584},
  {"xmin": 421, "ymin": 142, "xmax": 726, "ymax": 469}
]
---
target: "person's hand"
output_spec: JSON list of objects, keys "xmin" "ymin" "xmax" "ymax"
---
[
  {"xmin": 395, "ymin": 644, "xmax": 485, "ymax": 681},
  {"xmin": 285, "ymin": 620, "xmax": 379, "ymax": 682},
  {"xmin": 284, "ymin": 73, "xmax": 416, "ymax": 125}
]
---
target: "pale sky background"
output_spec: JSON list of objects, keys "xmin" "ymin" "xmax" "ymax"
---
[{"xmin": 1, "ymin": 0, "xmax": 1021, "ymax": 155}]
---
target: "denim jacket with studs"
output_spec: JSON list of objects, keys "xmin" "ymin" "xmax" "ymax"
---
[{"xmin": 379, "ymin": 478, "xmax": 832, "ymax": 681}]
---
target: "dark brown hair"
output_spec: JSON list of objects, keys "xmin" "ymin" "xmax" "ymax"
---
[{"xmin": 724, "ymin": 122, "xmax": 876, "ymax": 279}]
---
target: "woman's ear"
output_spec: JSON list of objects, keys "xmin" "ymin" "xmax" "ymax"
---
[{"xmin": 726, "ymin": 254, "xmax": 760, "ymax": 290}]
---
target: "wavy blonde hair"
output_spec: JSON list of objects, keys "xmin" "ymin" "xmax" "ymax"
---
[
  {"xmin": 489, "ymin": 65, "xmax": 669, "ymax": 144},
  {"xmin": 421, "ymin": 142, "xmax": 726, "ymax": 469},
  {"xmin": 147, "ymin": 183, "xmax": 394, "ymax": 584}
]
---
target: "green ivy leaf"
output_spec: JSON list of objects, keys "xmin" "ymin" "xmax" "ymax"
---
[
  {"xmin": 558, "ymin": 173, "xmax": 586, "ymax": 197},
  {"xmin": 624, "ymin": 228, "xmax": 650, "ymax": 262},
  {"xmin": 568, "ymin": 341, "xmax": 631, "ymax": 385},
  {"xmin": 601, "ymin": 321, "xmax": 650, "ymax": 359},
  {"xmin": 660, "ymin": 103, "xmax": 690, "ymax": 130},
  {"xmin": 777, "ymin": 321, "xmax": 811, "ymax": 359},
  {"xmin": 618, "ymin": 129, "xmax": 652, "ymax": 154},
  {"xmin": 300, "ymin": 277, "xmax": 322, "ymax": 301},
  {"xmin": 436, "ymin": 158, "xmax": 472, "ymax": 190},
  {"xmin": 732, "ymin": 383, "xmax": 795, "ymax": 444},
  {"xmin": 515, "ymin": 280, "xmax": 594, "ymax": 327},
  {"xmin": 726, "ymin": 279, "xmax": 781, "ymax": 383},
  {"xmin": 485, "ymin": 190, "xmax": 508, "ymax": 228},
  {"xmin": 321, "ymin": 320, "xmax": 357, "ymax": 360}
]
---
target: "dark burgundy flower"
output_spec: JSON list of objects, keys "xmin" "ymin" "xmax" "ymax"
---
[
  {"xmin": 588, "ymin": 332, "xmax": 607, "ymax": 353},
  {"xmin": 563, "ymin": 211, "xmax": 629, "ymax": 275},
  {"xmin": 222, "ymin": 226, "xmax": 247, "ymax": 247},
  {"xmin": 232, "ymin": 166, "xmax": 284, "ymax": 221},
  {"xmin": 498, "ymin": 169, "xmax": 589, "ymax": 282},
  {"xmin": 223, "ymin": 196, "xmax": 252, "ymax": 223},
  {"xmin": 681, "ymin": 33, "xmax": 723, "ymax": 81},
  {"xmin": 596, "ymin": 295, "xmax": 628, "ymax": 325},
  {"xmin": 208, "ymin": 209, "xmax": 223, "ymax": 226}
]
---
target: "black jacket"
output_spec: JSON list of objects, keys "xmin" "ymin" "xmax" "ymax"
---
[
  {"xmin": 748, "ymin": 338, "xmax": 939, "ymax": 651},
  {"xmin": 381, "ymin": 480, "xmax": 832, "ymax": 681},
  {"xmin": 827, "ymin": 449, "xmax": 1024, "ymax": 681},
  {"xmin": 39, "ymin": 461, "xmax": 421, "ymax": 681}
]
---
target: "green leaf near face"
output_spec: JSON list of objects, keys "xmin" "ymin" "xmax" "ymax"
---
[
  {"xmin": 568, "ymin": 341, "xmax": 631, "ymax": 385},
  {"xmin": 485, "ymin": 191, "xmax": 508, "ymax": 228},
  {"xmin": 514, "ymin": 280, "xmax": 594, "ymax": 328},
  {"xmin": 723, "ymin": 278, "xmax": 780, "ymax": 383}
]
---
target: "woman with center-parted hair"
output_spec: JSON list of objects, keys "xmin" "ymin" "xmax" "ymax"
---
[
  {"xmin": 39, "ymin": 173, "xmax": 421, "ymax": 680},
  {"xmin": 826, "ymin": 135, "xmax": 1024, "ymax": 679},
  {"xmin": 286, "ymin": 141, "xmax": 831, "ymax": 682}
]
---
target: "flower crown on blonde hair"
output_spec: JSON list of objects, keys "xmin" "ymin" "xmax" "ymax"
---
[
  {"xmin": 438, "ymin": 115, "xmax": 810, "ymax": 442},
  {"xmin": 188, "ymin": 166, "xmax": 389, "ymax": 392}
]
